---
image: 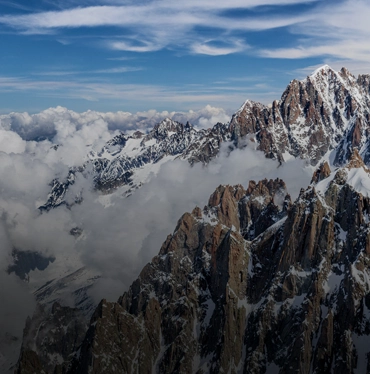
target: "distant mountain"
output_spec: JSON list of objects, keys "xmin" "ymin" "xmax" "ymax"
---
[
  {"xmin": 41, "ymin": 65, "xmax": 370, "ymax": 211},
  {"xmin": 40, "ymin": 119, "xmax": 230, "ymax": 210}
]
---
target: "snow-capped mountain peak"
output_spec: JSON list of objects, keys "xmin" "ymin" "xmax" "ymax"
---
[{"xmin": 41, "ymin": 66, "xmax": 370, "ymax": 212}]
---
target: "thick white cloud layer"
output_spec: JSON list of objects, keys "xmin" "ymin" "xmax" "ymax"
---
[
  {"xmin": 0, "ymin": 105, "xmax": 231, "ymax": 142},
  {"xmin": 0, "ymin": 130, "xmax": 26, "ymax": 154}
]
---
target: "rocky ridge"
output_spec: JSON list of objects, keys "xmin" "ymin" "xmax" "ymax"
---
[
  {"xmin": 229, "ymin": 65, "xmax": 370, "ymax": 165},
  {"xmin": 17, "ymin": 150, "xmax": 370, "ymax": 373},
  {"xmin": 40, "ymin": 119, "xmax": 230, "ymax": 210},
  {"xmin": 41, "ymin": 65, "xmax": 370, "ymax": 211}
]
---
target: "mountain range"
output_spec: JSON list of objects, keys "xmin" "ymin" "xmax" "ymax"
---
[
  {"xmin": 40, "ymin": 65, "xmax": 370, "ymax": 211},
  {"xmin": 9, "ymin": 65, "xmax": 370, "ymax": 373}
]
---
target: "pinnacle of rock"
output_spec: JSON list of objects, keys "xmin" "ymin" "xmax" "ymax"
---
[{"xmin": 346, "ymin": 148, "xmax": 368, "ymax": 171}]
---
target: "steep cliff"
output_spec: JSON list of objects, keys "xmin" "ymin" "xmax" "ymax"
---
[{"xmin": 63, "ymin": 152, "xmax": 370, "ymax": 373}]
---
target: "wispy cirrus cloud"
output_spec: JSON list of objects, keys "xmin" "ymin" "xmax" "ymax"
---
[
  {"xmin": 106, "ymin": 56, "xmax": 134, "ymax": 61},
  {"xmin": 31, "ymin": 66, "xmax": 142, "ymax": 76},
  {"xmin": 261, "ymin": 41, "xmax": 370, "ymax": 62},
  {"xmin": 110, "ymin": 40, "xmax": 162, "ymax": 53},
  {"xmin": 0, "ymin": 0, "xmax": 318, "ymax": 55},
  {"xmin": 92, "ymin": 66, "xmax": 143, "ymax": 74},
  {"xmin": 0, "ymin": 5, "xmax": 313, "ymax": 32},
  {"xmin": 0, "ymin": 74, "xmax": 280, "ymax": 108},
  {"xmin": 31, "ymin": 70, "xmax": 79, "ymax": 76},
  {"xmin": 191, "ymin": 39, "xmax": 248, "ymax": 56},
  {"xmin": 260, "ymin": 0, "xmax": 370, "ymax": 67}
]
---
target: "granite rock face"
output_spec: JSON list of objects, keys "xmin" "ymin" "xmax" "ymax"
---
[
  {"xmin": 16, "ymin": 154, "xmax": 370, "ymax": 373},
  {"xmin": 71, "ymin": 179, "xmax": 288, "ymax": 374},
  {"xmin": 230, "ymin": 66, "xmax": 370, "ymax": 166},
  {"xmin": 311, "ymin": 161, "xmax": 331, "ymax": 184}
]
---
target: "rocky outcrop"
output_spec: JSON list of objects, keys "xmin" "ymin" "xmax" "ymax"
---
[
  {"xmin": 51, "ymin": 154, "xmax": 370, "ymax": 374},
  {"xmin": 311, "ymin": 161, "xmax": 331, "ymax": 184},
  {"xmin": 206, "ymin": 179, "xmax": 287, "ymax": 240},
  {"xmin": 17, "ymin": 153, "xmax": 370, "ymax": 373},
  {"xmin": 230, "ymin": 66, "xmax": 370, "ymax": 166},
  {"xmin": 72, "ymin": 185, "xmax": 262, "ymax": 373},
  {"xmin": 347, "ymin": 148, "xmax": 369, "ymax": 170},
  {"xmin": 16, "ymin": 303, "xmax": 88, "ymax": 374},
  {"xmin": 229, "ymin": 99, "xmax": 288, "ymax": 163}
]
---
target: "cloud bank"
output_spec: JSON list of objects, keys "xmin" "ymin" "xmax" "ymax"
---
[{"xmin": 0, "ymin": 105, "xmax": 232, "ymax": 142}]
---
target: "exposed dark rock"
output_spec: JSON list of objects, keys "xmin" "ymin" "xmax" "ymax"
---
[
  {"xmin": 16, "ymin": 303, "xmax": 88, "ymax": 374},
  {"xmin": 62, "ymin": 155, "xmax": 370, "ymax": 373},
  {"xmin": 311, "ymin": 161, "xmax": 331, "ymax": 183}
]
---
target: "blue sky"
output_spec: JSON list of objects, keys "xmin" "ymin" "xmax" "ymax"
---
[{"xmin": 0, "ymin": 0, "xmax": 368, "ymax": 114}]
